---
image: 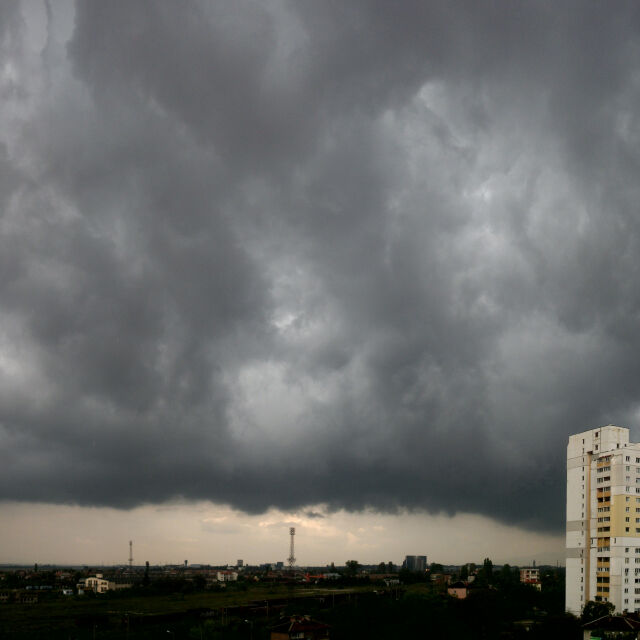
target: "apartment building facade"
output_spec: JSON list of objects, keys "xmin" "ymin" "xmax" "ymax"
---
[
  {"xmin": 403, "ymin": 555, "xmax": 427, "ymax": 572},
  {"xmin": 566, "ymin": 425, "xmax": 640, "ymax": 614},
  {"xmin": 520, "ymin": 567, "xmax": 541, "ymax": 591}
]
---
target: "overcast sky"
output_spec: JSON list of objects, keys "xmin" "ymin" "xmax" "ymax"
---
[{"xmin": 1, "ymin": 0, "xmax": 640, "ymax": 566}]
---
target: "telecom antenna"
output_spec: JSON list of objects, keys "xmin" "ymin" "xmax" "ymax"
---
[
  {"xmin": 129, "ymin": 540, "xmax": 133, "ymax": 569},
  {"xmin": 288, "ymin": 527, "xmax": 296, "ymax": 570}
]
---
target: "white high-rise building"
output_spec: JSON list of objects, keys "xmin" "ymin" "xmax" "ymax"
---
[{"xmin": 566, "ymin": 425, "xmax": 640, "ymax": 615}]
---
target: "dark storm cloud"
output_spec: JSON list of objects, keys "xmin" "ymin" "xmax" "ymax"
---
[{"xmin": 2, "ymin": 0, "xmax": 640, "ymax": 531}]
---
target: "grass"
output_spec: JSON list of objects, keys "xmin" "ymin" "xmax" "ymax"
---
[{"xmin": 0, "ymin": 582, "xmax": 377, "ymax": 638}]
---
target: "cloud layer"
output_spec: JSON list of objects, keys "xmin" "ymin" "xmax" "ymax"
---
[{"xmin": 2, "ymin": 1, "xmax": 640, "ymax": 531}]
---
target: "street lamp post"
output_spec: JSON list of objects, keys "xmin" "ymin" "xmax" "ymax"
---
[{"xmin": 244, "ymin": 619, "xmax": 254, "ymax": 640}]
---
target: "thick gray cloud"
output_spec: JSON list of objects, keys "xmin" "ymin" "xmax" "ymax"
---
[{"xmin": 2, "ymin": 0, "xmax": 640, "ymax": 532}]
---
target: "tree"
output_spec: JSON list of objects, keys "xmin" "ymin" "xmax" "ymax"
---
[
  {"xmin": 474, "ymin": 558, "xmax": 494, "ymax": 587},
  {"xmin": 482, "ymin": 558, "xmax": 493, "ymax": 584},
  {"xmin": 398, "ymin": 568, "xmax": 425, "ymax": 584},
  {"xmin": 193, "ymin": 574, "xmax": 207, "ymax": 591},
  {"xmin": 143, "ymin": 561, "xmax": 150, "ymax": 587},
  {"xmin": 345, "ymin": 560, "xmax": 360, "ymax": 577},
  {"xmin": 496, "ymin": 563, "xmax": 519, "ymax": 588},
  {"xmin": 540, "ymin": 567, "xmax": 566, "ymax": 615},
  {"xmin": 377, "ymin": 562, "xmax": 387, "ymax": 573},
  {"xmin": 387, "ymin": 561, "xmax": 394, "ymax": 573},
  {"xmin": 429, "ymin": 562, "xmax": 444, "ymax": 574},
  {"xmin": 581, "ymin": 600, "xmax": 615, "ymax": 622},
  {"xmin": 460, "ymin": 564, "xmax": 469, "ymax": 581}
]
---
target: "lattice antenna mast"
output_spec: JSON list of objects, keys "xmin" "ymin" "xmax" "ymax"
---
[
  {"xmin": 129, "ymin": 540, "xmax": 133, "ymax": 569},
  {"xmin": 287, "ymin": 527, "xmax": 296, "ymax": 569}
]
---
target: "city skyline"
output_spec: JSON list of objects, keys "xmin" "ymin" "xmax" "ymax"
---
[
  {"xmin": 2, "ymin": 1, "xmax": 640, "ymax": 567},
  {"xmin": 1, "ymin": 501, "xmax": 562, "ymax": 568}
]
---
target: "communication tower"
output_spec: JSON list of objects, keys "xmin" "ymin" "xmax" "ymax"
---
[{"xmin": 287, "ymin": 527, "xmax": 296, "ymax": 570}]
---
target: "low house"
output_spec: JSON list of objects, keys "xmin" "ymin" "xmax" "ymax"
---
[
  {"xmin": 582, "ymin": 613, "xmax": 640, "ymax": 640},
  {"xmin": 80, "ymin": 574, "xmax": 132, "ymax": 594},
  {"xmin": 271, "ymin": 616, "xmax": 330, "ymax": 640},
  {"xmin": 215, "ymin": 570, "xmax": 238, "ymax": 582},
  {"xmin": 15, "ymin": 591, "xmax": 38, "ymax": 604},
  {"xmin": 447, "ymin": 581, "xmax": 470, "ymax": 599}
]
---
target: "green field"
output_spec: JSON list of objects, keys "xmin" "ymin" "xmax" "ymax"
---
[{"xmin": 0, "ymin": 583, "xmax": 371, "ymax": 639}]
